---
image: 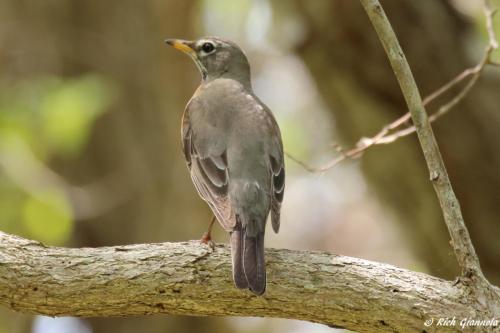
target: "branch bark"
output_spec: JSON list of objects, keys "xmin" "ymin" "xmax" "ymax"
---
[{"xmin": 0, "ymin": 231, "xmax": 493, "ymax": 332}]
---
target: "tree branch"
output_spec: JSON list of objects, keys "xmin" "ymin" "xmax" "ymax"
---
[
  {"xmin": 359, "ymin": 0, "xmax": 499, "ymax": 317},
  {"xmin": 359, "ymin": 0, "xmax": 472, "ymax": 278},
  {"xmin": 0, "ymin": 231, "xmax": 493, "ymax": 332},
  {"xmin": 286, "ymin": 0, "xmax": 499, "ymax": 173}
]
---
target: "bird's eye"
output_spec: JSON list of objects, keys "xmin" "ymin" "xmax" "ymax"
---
[{"xmin": 201, "ymin": 42, "xmax": 215, "ymax": 53}]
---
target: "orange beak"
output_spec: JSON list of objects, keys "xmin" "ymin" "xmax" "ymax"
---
[{"xmin": 165, "ymin": 39, "xmax": 195, "ymax": 55}]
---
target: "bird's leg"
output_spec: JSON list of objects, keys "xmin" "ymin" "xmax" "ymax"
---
[{"xmin": 200, "ymin": 216, "xmax": 216, "ymax": 250}]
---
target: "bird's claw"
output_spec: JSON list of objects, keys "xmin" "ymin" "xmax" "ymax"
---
[{"xmin": 200, "ymin": 232, "xmax": 215, "ymax": 252}]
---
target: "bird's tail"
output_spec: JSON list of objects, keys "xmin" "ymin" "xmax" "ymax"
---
[
  {"xmin": 230, "ymin": 222, "xmax": 266, "ymax": 295},
  {"xmin": 230, "ymin": 225, "xmax": 248, "ymax": 289}
]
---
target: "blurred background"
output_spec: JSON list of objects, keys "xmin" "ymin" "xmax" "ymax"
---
[{"xmin": 0, "ymin": 0, "xmax": 499, "ymax": 332}]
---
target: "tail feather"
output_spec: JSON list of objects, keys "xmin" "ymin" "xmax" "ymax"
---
[
  {"xmin": 242, "ymin": 230, "xmax": 266, "ymax": 295},
  {"xmin": 230, "ymin": 226, "xmax": 248, "ymax": 289},
  {"xmin": 230, "ymin": 217, "xmax": 267, "ymax": 295}
]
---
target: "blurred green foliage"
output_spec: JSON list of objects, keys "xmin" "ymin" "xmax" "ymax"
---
[
  {"xmin": 23, "ymin": 190, "xmax": 72, "ymax": 245},
  {"xmin": 0, "ymin": 75, "xmax": 115, "ymax": 245}
]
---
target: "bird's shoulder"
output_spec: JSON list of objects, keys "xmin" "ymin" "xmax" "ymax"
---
[{"xmin": 183, "ymin": 78, "xmax": 282, "ymax": 156}]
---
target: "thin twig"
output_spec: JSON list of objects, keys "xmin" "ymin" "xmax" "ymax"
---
[
  {"xmin": 286, "ymin": 0, "xmax": 499, "ymax": 172},
  {"xmin": 484, "ymin": 0, "xmax": 499, "ymax": 50}
]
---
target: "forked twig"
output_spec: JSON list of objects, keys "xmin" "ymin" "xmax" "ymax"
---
[{"xmin": 287, "ymin": 0, "xmax": 499, "ymax": 172}]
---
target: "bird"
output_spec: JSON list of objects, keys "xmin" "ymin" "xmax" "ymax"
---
[{"xmin": 165, "ymin": 37, "xmax": 285, "ymax": 295}]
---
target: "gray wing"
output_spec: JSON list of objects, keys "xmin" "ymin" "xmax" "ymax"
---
[
  {"xmin": 269, "ymin": 125, "xmax": 285, "ymax": 234},
  {"xmin": 182, "ymin": 109, "xmax": 235, "ymax": 231}
]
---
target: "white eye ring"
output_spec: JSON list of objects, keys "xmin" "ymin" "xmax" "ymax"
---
[{"xmin": 199, "ymin": 41, "xmax": 216, "ymax": 56}]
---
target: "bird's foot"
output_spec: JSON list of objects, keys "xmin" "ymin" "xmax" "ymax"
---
[{"xmin": 200, "ymin": 232, "xmax": 215, "ymax": 252}]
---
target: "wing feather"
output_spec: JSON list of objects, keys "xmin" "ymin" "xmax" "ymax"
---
[
  {"xmin": 182, "ymin": 110, "xmax": 235, "ymax": 231},
  {"xmin": 270, "ymin": 154, "xmax": 284, "ymax": 233}
]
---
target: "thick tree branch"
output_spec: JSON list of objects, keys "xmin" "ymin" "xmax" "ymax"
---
[{"xmin": 0, "ymin": 231, "xmax": 495, "ymax": 332}]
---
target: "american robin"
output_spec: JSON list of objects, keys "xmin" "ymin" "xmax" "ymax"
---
[{"xmin": 165, "ymin": 37, "xmax": 285, "ymax": 295}]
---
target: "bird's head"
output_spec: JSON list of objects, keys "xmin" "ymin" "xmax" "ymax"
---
[{"xmin": 165, "ymin": 37, "xmax": 251, "ymax": 84}]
